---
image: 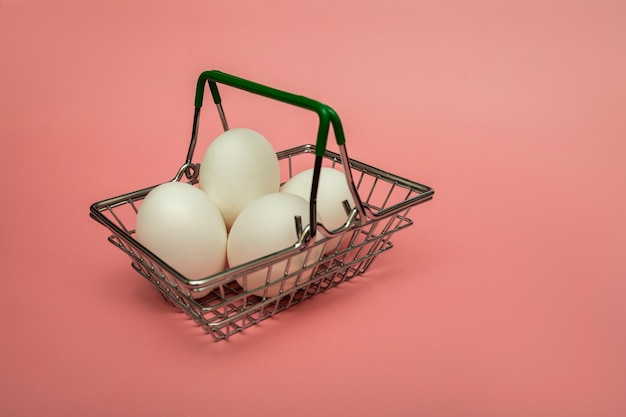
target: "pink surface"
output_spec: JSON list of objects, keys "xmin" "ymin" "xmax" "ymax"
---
[{"xmin": 2, "ymin": 1, "xmax": 625, "ymax": 416}]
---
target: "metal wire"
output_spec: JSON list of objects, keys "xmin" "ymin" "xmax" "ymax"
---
[{"xmin": 89, "ymin": 71, "xmax": 434, "ymax": 341}]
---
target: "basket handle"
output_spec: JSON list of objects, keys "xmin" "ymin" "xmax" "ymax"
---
[
  {"xmin": 189, "ymin": 70, "xmax": 360, "ymax": 240},
  {"xmin": 193, "ymin": 70, "xmax": 346, "ymax": 156}
]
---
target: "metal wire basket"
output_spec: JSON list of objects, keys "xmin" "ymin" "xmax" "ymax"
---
[{"xmin": 90, "ymin": 70, "xmax": 434, "ymax": 341}]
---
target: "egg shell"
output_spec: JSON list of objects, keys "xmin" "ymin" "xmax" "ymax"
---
[
  {"xmin": 135, "ymin": 181, "xmax": 228, "ymax": 299},
  {"xmin": 199, "ymin": 128, "xmax": 280, "ymax": 230},
  {"xmin": 227, "ymin": 192, "xmax": 323, "ymax": 298},
  {"xmin": 280, "ymin": 167, "xmax": 356, "ymax": 231}
]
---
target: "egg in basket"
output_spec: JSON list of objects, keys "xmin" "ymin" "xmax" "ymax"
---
[{"xmin": 90, "ymin": 70, "xmax": 434, "ymax": 341}]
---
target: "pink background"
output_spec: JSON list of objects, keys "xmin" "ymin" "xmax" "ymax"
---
[{"xmin": 2, "ymin": 1, "xmax": 625, "ymax": 416}]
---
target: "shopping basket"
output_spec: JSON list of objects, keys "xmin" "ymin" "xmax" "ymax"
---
[{"xmin": 89, "ymin": 70, "xmax": 435, "ymax": 341}]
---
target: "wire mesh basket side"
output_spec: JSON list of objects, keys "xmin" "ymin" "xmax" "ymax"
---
[{"xmin": 98, "ymin": 202, "xmax": 414, "ymax": 341}]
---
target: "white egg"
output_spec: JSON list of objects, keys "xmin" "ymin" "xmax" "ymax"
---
[
  {"xmin": 227, "ymin": 193, "xmax": 323, "ymax": 298},
  {"xmin": 281, "ymin": 167, "xmax": 357, "ymax": 255},
  {"xmin": 280, "ymin": 167, "xmax": 356, "ymax": 231},
  {"xmin": 135, "ymin": 181, "xmax": 227, "ymax": 299},
  {"xmin": 199, "ymin": 128, "xmax": 280, "ymax": 230}
]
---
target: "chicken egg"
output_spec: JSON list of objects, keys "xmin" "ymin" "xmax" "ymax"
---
[
  {"xmin": 199, "ymin": 128, "xmax": 280, "ymax": 230},
  {"xmin": 227, "ymin": 192, "xmax": 323, "ymax": 298},
  {"xmin": 280, "ymin": 167, "xmax": 356, "ymax": 254},
  {"xmin": 280, "ymin": 167, "xmax": 356, "ymax": 231},
  {"xmin": 135, "ymin": 181, "xmax": 227, "ymax": 299}
]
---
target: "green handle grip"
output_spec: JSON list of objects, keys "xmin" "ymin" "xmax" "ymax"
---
[{"xmin": 195, "ymin": 70, "xmax": 346, "ymax": 156}]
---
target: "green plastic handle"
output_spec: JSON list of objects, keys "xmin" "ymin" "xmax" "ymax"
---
[{"xmin": 195, "ymin": 70, "xmax": 346, "ymax": 156}]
